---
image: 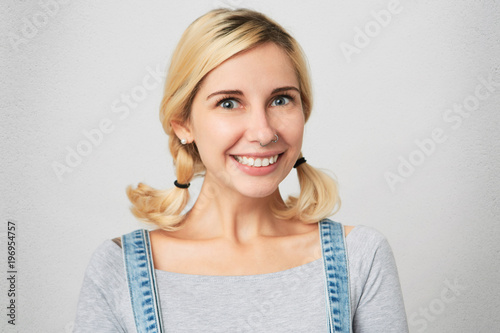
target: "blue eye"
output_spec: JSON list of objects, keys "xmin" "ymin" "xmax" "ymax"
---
[
  {"xmin": 271, "ymin": 96, "xmax": 291, "ymax": 107},
  {"xmin": 218, "ymin": 99, "xmax": 240, "ymax": 109}
]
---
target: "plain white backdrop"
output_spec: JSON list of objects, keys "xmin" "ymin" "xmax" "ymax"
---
[{"xmin": 1, "ymin": 0, "xmax": 499, "ymax": 332}]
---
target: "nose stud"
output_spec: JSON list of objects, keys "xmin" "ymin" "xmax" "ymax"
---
[{"xmin": 259, "ymin": 134, "xmax": 279, "ymax": 147}]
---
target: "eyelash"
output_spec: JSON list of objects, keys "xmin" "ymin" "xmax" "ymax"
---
[
  {"xmin": 271, "ymin": 94, "xmax": 294, "ymax": 106},
  {"xmin": 215, "ymin": 94, "xmax": 295, "ymax": 109},
  {"xmin": 215, "ymin": 95, "xmax": 241, "ymax": 109}
]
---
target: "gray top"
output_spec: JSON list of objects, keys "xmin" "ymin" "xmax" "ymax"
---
[{"xmin": 73, "ymin": 226, "xmax": 408, "ymax": 332}]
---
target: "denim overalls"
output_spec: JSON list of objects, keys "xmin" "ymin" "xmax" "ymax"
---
[{"xmin": 121, "ymin": 219, "xmax": 351, "ymax": 332}]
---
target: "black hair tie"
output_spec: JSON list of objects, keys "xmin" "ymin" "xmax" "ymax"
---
[
  {"xmin": 294, "ymin": 157, "xmax": 307, "ymax": 168},
  {"xmin": 174, "ymin": 180, "xmax": 190, "ymax": 189}
]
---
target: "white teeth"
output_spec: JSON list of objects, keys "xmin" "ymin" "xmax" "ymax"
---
[{"xmin": 234, "ymin": 154, "xmax": 279, "ymax": 167}]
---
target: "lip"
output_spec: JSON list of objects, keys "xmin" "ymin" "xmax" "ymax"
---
[
  {"xmin": 230, "ymin": 153, "xmax": 282, "ymax": 176},
  {"xmin": 230, "ymin": 150, "xmax": 283, "ymax": 158}
]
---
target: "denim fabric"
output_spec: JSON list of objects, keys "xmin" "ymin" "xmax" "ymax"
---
[
  {"xmin": 121, "ymin": 219, "xmax": 351, "ymax": 333},
  {"xmin": 122, "ymin": 229, "xmax": 164, "ymax": 333},
  {"xmin": 319, "ymin": 219, "xmax": 352, "ymax": 333}
]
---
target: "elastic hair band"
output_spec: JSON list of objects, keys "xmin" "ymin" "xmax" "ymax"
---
[
  {"xmin": 293, "ymin": 157, "xmax": 307, "ymax": 168},
  {"xmin": 174, "ymin": 180, "xmax": 190, "ymax": 189}
]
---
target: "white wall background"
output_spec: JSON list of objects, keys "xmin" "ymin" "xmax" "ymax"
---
[{"xmin": 1, "ymin": 0, "xmax": 499, "ymax": 332}]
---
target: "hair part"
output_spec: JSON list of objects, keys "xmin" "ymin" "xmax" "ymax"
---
[{"xmin": 127, "ymin": 8, "xmax": 340, "ymax": 230}]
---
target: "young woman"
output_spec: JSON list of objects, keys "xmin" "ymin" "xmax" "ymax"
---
[{"xmin": 74, "ymin": 8, "xmax": 408, "ymax": 332}]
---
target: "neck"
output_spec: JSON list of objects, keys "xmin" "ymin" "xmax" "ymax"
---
[{"xmin": 180, "ymin": 178, "xmax": 288, "ymax": 244}]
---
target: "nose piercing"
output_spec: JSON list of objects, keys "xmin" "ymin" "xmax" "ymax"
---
[{"xmin": 259, "ymin": 134, "xmax": 279, "ymax": 147}]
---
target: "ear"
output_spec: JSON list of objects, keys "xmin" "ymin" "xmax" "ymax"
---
[{"xmin": 171, "ymin": 120, "xmax": 194, "ymax": 144}]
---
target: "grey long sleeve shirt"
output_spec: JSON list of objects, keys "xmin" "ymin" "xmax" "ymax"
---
[{"xmin": 73, "ymin": 225, "xmax": 408, "ymax": 332}]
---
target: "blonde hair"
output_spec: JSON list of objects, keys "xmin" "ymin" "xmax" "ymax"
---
[{"xmin": 127, "ymin": 8, "xmax": 340, "ymax": 230}]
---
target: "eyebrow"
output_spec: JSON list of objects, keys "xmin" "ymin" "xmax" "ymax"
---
[{"xmin": 206, "ymin": 86, "xmax": 300, "ymax": 100}]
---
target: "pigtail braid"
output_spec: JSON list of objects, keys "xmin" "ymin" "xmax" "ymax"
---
[
  {"xmin": 126, "ymin": 142, "xmax": 197, "ymax": 231},
  {"xmin": 272, "ymin": 154, "xmax": 341, "ymax": 223}
]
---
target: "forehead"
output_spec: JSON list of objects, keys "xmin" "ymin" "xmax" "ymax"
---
[{"xmin": 198, "ymin": 43, "xmax": 299, "ymax": 94}]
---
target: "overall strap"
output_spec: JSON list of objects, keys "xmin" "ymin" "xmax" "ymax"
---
[
  {"xmin": 319, "ymin": 219, "xmax": 351, "ymax": 333},
  {"xmin": 122, "ymin": 229, "xmax": 164, "ymax": 333}
]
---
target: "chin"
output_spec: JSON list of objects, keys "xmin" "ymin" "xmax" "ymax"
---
[{"xmin": 233, "ymin": 180, "xmax": 280, "ymax": 199}]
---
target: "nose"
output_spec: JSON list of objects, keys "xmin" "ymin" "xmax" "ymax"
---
[{"xmin": 245, "ymin": 106, "xmax": 276, "ymax": 147}]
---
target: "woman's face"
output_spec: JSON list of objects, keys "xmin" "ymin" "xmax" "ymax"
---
[{"xmin": 174, "ymin": 42, "xmax": 305, "ymax": 199}]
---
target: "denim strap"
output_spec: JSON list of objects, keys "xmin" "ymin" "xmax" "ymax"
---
[
  {"xmin": 319, "ymin": 219, "xmax": 351, "ymax": 333},
  {"xmin": 122, "ymin": 229, "xmax": 164, "ymax": 333},
  {"xmin": 121, "ymin": 223, "xmax": 349, "ymax": 332}
]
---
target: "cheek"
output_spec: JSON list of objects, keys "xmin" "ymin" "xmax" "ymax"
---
[
  {"xmin": 192, "ymin": 117, "xmax": 242, "ymax": 159},
  {"xmin": 274, "ymin": 112, "xmax": 305, "ymax": 144},
  {"xmin": 197, "ymin": 117, "xmax": 241, "ymax": 143},
  {"xmin": 293, "ymin": 127, "xmax": 305, "ymax": 152}
]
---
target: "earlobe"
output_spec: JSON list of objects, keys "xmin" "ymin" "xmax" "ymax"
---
[{"xmin": 171, "ymin": 120, "xmax": 193, "ymax": 143}]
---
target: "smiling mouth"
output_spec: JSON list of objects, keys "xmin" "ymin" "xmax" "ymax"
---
[{"xmin": 233, "ymin": 154, "xmax": 280, "ymax": 167}]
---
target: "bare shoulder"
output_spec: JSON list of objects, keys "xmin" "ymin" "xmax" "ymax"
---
[
  {"xmin": 149, "ymin": 228, "xmax": 179, "ymax": 244},
  {"xmin": 344, "ymin": 225, "xmax": 355, "ymax": 237}
]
